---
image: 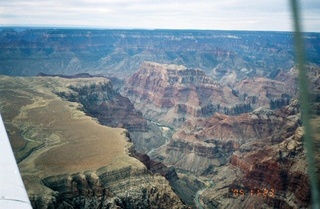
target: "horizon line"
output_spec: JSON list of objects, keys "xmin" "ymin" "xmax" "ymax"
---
[{"xmin": 1, "ymin": 25, "xmax": 320, "ymax": 33}]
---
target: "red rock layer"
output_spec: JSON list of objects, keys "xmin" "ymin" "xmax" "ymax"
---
[
  {"xmin": 123, "ymin": 62, "xmax": 298, "ymax": 128},
  {"xmin": 123, "ymin": 61, "xmax": 244, "ymax": 127}
]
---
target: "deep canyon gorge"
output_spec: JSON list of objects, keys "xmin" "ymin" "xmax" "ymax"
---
[{"xmin": 0, "ymin": 28, "xmax": 319, "ymax": 209}]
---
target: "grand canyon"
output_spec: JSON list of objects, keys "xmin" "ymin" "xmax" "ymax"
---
[{"xmin": 0, "ymin": 28, "xmax": 319, "ymax": 209}]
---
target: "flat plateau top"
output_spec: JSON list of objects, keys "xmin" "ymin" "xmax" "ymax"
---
[{"xmin": 0, "ymin": 76, "xmax": 144, "ymax": 197}]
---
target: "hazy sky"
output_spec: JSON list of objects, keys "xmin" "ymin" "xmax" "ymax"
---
[{"xmin": 1, "ymin": 0, "xmax": 319, "ymax": 32}]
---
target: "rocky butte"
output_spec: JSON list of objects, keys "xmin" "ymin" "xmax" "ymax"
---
[
  {"xmin": 123, "ymin": 61, "xmax": 249, "ymax": 128},
  {"xmin": 122, "ymin": 61, "xmax": 296, "ymax": 127}
]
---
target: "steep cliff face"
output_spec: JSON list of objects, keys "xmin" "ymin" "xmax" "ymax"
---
[
  {"xmin": 150, "ymin": 100, "xmax": 300, "ymax": 175},
  {"xmin": 0, "ymin": 76, "xmax": 187, "ymax": 209},
  {"xmin": 171, "ymin": 100, "xmax": 310, "ymax": 208},
  {"xmin": 233, "ymin": 77, "xmax": 294, "ymax": 109},
  {"xmin": 275, "ymin": 65, "xmax": 320, "ymax": 114},
  {"xmin": 123, "ymin": 61, "xmax": 247, "ymax": 127},
  {"xmin": 51, "ymin": 75, "xmax": 168, "ymax": 153},
  {"xmin": 226, "ymin": 125, "xmax": 310, "ymax": 208},
  {"xmin": 33, "ymin": 166, "xmax": 186, "ymax": 209},
  {"xmin": 122, "ymin": 62, "xmax": 299, "ymax": 129},
  {"xmin": 54, "ymin": 77, "xmax": 148, "ymax": 132}
]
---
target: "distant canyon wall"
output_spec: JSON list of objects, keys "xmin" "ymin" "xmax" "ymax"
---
[{"xmin": 2, "ymin": 29, "xmax": 319, "ymax": 79}]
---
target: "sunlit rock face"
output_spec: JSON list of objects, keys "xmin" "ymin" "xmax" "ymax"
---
[
  {"xmin": 122, "ymin": 61, "xmax": 299, "ymax": 129},
  {"xmin": 122, "ymin": 61, "xmax": 251, "ymax": 127}
]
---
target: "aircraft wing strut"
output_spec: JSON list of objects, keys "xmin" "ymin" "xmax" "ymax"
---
[{"xmin": 0, "ymin": 114, "xmax": 32, "ymax": 209}]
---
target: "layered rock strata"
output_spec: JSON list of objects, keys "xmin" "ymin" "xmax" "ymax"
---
[
  {"xmin": 160, "ymin": 99, "xmax": 310, "ymax": 208},
  {"xmin": 49, "ymin": 75, "xmax": 148, "ymax": 132},
  {"xmin": 151, "ymin": 100, "xmax": 300, "ymax": 175},
  {"xmin": 43, "ymin": 73, "xmax": 168, "ymax": 153},
  {"xmin": 123, "ymin": 62, "xmax": 297, "ymax": 128},
  {"xmin": 0, "ymin": 76, "xmax": 186, "ymax": 209},
  {"xmin": 233, "ymin": 77, "xmax": 293, "ymax": 109},
  {"xmin": 208, "ymin": 125, "xmax": 310, "ymax": 209},
  {"xmin": 123, "ymin": 61, "xmax": 249, "ymax": 127},
  {"xmin": 2, "ymin": 29, "xmax": 312, "ymax": 79}
]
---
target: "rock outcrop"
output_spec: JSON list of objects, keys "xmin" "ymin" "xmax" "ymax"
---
[
  {"xmin": 226, "ymin": 125, "xmax": 310, "ymax": 208},
  {"xmin": 122, "ymin": 62, "xmax": 299, "ymax": 129},
  {"xmin": 45, "ymin": 74, "xmax": 168, "ymax": 153},
  {"xmin": 233, "ymin": 77, "xmax": 293, "ymax": 109},
  {"xmin": 150, "ymin": 100, "xmax": 300, "ymax": 175},
  {"xmin": 169, "ymin": 100, "xmax": 310, "ymax": 208},
  {"xmin": 35, "ymin": 166, "xmax": 186, "ymax": 209},
  {"xmin": 51, "ymin": 76, "xmax": 148, "ymax": 132},
  {"xmin": 130, "ymin": 149, "xmax": 179, "ymax": 182},
  {"xmin": 122, "ymin": 61, "xmax": 248, "ymax": 127}
]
